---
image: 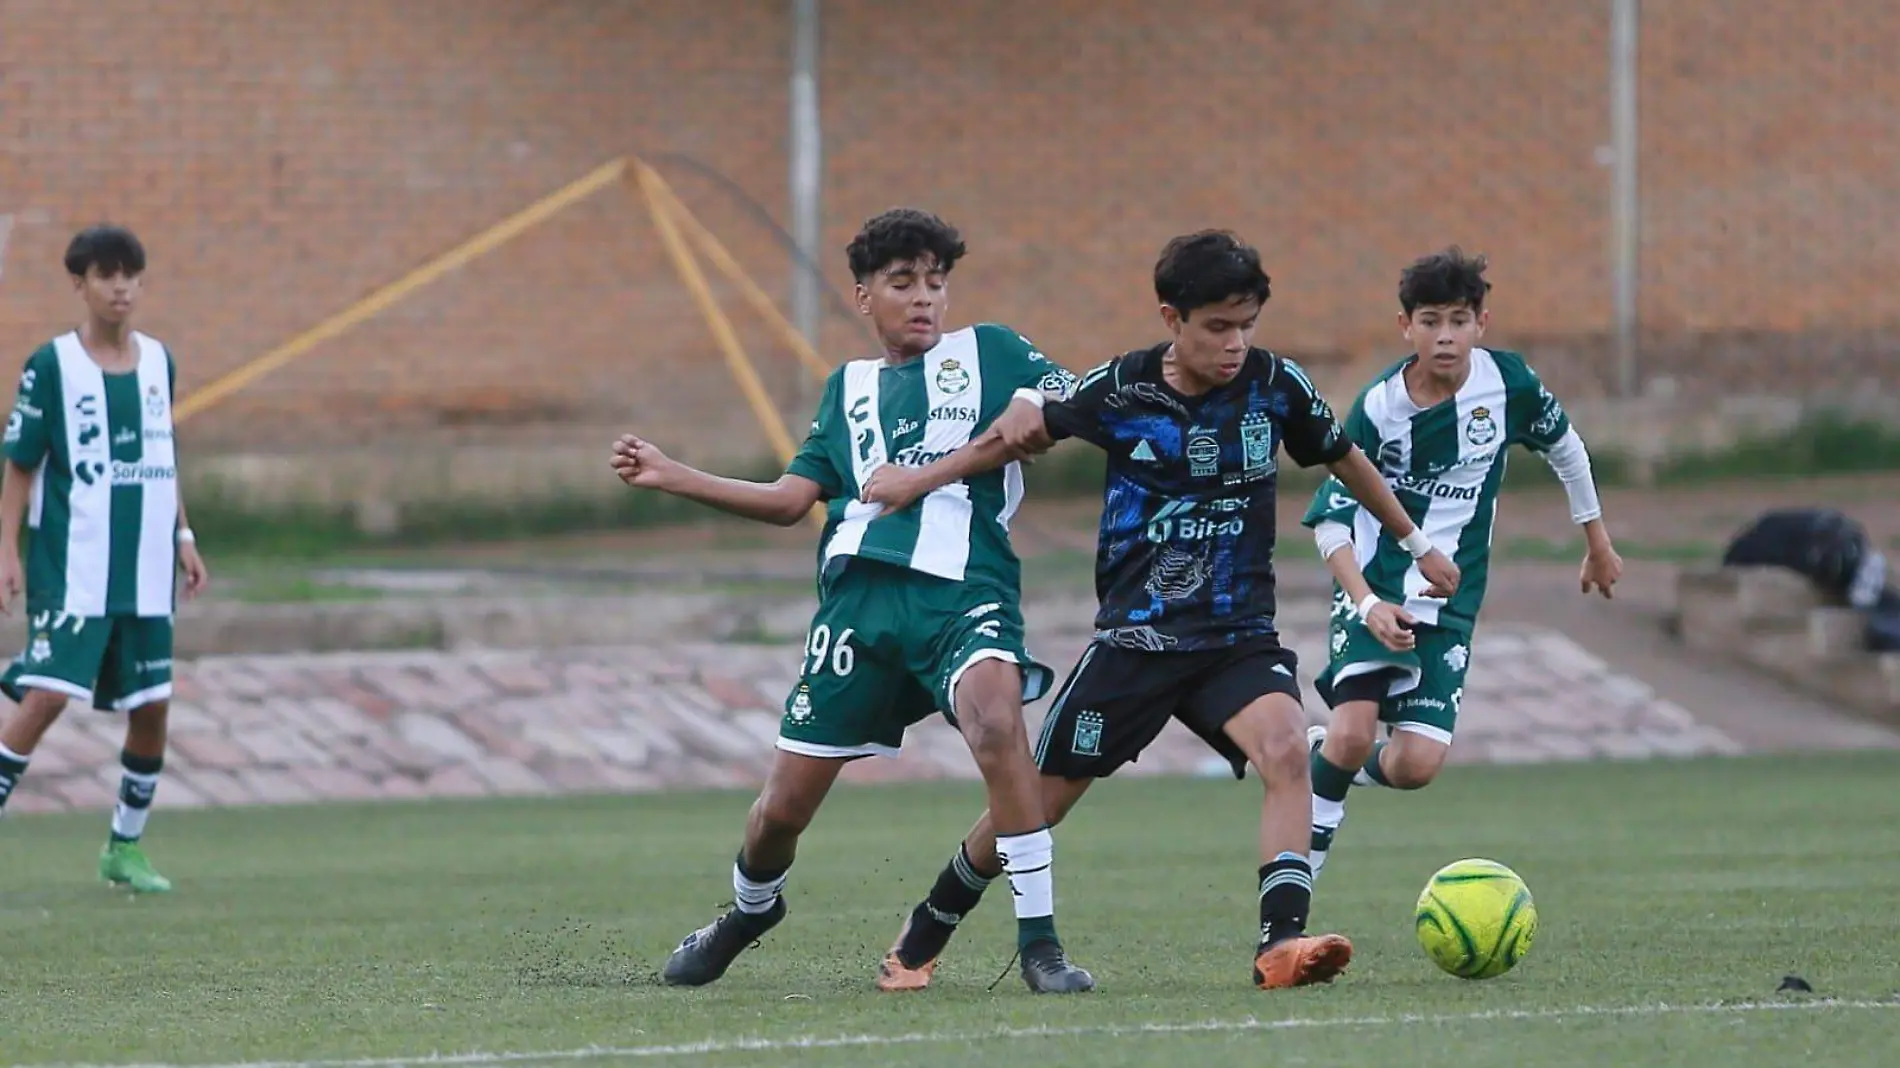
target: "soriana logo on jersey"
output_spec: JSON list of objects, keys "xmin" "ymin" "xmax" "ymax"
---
[{"xmin": 110, "ymin": 460, "xmax": 177, "ymax": 484}]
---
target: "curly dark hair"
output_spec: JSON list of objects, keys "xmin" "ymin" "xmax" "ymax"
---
[
  {"xmin": 1399, "ymin": 246, "xmax": 1492, "ymax": 314},
  {"xmin": 845, "ymin": 208, "xmax": 967, "ymax": 282},
  {"xmin": 64, "ymin": 224, "xmax": 147, "ymax": 278},
  {"xmin": 1152, "ymin": 230, "xmax": 1271, "ymax": 318}
]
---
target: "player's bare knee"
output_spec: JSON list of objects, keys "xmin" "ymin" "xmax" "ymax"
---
[
  {"xmin": 953, "ymin": 665, "xmax": 1027, "ymax": 762},
  {"xmin": 1246, "ymin": 725, "xmax": 1311, "ymax": 788},
  {"xmin": 1385, "ymin": 737, "xmax": 1449, "ymax": 789},
  {"xmin": 750, "ymin": 789, "xmax": 818, "ymax": 843},
  {"xmin": 1325, "ymin": 706, "xmax": 1381, "ymax": 765},
  {"xmin": 126, "ymin": 700, "xmax": 169, "ymax": 742},
  {"xmin": 8, "ymin": 689, "xmax": 71, "ymax": 741}
]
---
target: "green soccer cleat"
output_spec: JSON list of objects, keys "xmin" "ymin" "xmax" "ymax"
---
[{"xmin": 99, "ymin": 840, "xmax": 173, "ymax": 894}]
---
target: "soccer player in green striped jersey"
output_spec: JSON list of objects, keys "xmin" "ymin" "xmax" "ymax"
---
[
  {"xmin": 611, "ymin": 208, "xmax": 1094, "ymax": 994},
  {"xmin": 1301, "ymin": 247, "xmax": 1623, "ymax": 879},
  {"xmin": 0, "ymin": 225, "xmax": 211, "ymax": 893}
]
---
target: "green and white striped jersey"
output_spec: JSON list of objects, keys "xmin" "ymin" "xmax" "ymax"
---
[
  {"xmin": 787, "ymin": 323, "xmax": 1078, "ymax": 590},
  {"xmin": 1301, "ymin": 347, "xmax": 1569, "ymax": 631},
  {"xmin": 5, "ymin": 332, "xmax": 181, "ymax": 618}
]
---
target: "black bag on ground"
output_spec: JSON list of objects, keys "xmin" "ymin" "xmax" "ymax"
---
[{"xmin": 1722, "ymin": 507, "xmax": 1898, "ymax": 651}]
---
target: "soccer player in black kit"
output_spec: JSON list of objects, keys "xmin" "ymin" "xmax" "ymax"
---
[{"xmin": 857, "ymin": 230, "xmax": 1459, "ymax": 990}]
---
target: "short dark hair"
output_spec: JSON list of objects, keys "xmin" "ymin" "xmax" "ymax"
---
[
  {"xmin": 846, "ymin": 208, "xmax": 967, "ymax": 282},
  {"xmin": 64, "ymin": 224, "xmax": 147, "ymax": 278},
  {"xmin": 1399, "ymin": 246, "xmax": 1491, "ymax": 314},
  {"xmin": 1152, "ymin": 230, "xmax": 1271, "ymax": 318}
]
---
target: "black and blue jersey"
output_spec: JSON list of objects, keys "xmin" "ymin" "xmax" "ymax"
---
[{"xmin": 1044, "ymin": 343, "xmax": 1351, "ymax": 651}]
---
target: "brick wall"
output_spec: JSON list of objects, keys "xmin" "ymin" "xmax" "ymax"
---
[{"xmin": 1, "ymin": 0, "xmax": 1894, "ymax": 466}]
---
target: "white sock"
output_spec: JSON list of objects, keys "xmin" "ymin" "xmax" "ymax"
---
[
  {"xmin": 732, "ymin": 858, "xmax": 788, "ymax": 915},
  {"xmin": 112, "ymin": 767, "xmax": 162, "ymax": 841},
  {"xmin": 1310, "ymin": 795, "xmax": 1347, "ymax": 877},
  {"xmin": 996, "ymin": 828, "xmax": 1054, "ymax": 920}
]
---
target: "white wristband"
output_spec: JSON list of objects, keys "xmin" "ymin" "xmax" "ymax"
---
[
  {"xmin": 1010, "ymin": 387, "xmax": 1047, "ymax": 410},
  {"xmin": 176, "ymin": 528, "xmax": 196, "ymax": 545},
  {"xmin": 1398, "ymin": 528, "xmax": 1433, "ymax": 559},
  {"xmin": 1357, "ymin": 593, "xmax": 1382, "ymax": 620}
]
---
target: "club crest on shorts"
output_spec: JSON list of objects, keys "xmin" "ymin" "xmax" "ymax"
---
[
  {"xmin": 27, "ymin": 631, "xmax": 51, "ymax": 663},
  {"xmin": 935, "ymin": 358, "xmax": 970, "ymax": 395},
  {"xmin": 787, "ymin": 683, "xmax": 814, "ymax": 723},
  {"xmin": 1071, "ymin": 709, "xmax": 1104, "ymax": 757},
  {"xmin": 1465, "ymin": 406, "xmax": 1498, "ymax": 446}
]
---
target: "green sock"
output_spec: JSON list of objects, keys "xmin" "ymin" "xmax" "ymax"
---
[
  {"xmin": 1310, "ymin": 749, "xmax": 1358, "ymax": 802},
  {"xmin": 1362, "ymin": 741, "xmax": 1394, "ymax": 787},
  {"xmin": 1017, "ymin": 915, "xmax": 1059, "ymax": 952}
]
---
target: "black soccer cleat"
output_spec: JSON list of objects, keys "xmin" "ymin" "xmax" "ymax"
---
[
  {"xmin": 661, "ymin": 898, "xmax": 787, "ymax": 987},
  {"xmin": 1020, "ymin": 938, "xmax": 1096, "ymax": 994}
]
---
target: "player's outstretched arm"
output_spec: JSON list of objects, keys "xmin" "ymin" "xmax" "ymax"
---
[
  {"xmin": 858, "ymin": 395, "xmax": 1045, "ymax": 513},
  {"xmin": 1323, "ymin": 446, "xmax": 1460, "ymax": 598},
  {"xmin": 610, "ymin": 433, "xmax": 822, "ymax": 527},
  {"xmin": 1313, "ymin": 520, "xmax": 1416, "ymax": 652},
  {"xmin": 1539, "ymin": 428, "xmax": 1622, "ymax": 598}
]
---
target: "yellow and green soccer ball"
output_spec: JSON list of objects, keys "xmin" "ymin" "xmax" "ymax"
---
[{"xmin": 1414, "ymin": 858, "xmax": 1538, "ymax": 979}]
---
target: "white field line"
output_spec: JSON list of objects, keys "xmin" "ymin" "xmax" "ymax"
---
[{"xmin": 27, "ymin": 997, "xmax": 1897, "ymax": 1068}]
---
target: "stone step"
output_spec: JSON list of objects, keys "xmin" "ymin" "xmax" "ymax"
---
[{"xmin": 2, "ymin": 614, "xmax": 1743, "ymax": 814}]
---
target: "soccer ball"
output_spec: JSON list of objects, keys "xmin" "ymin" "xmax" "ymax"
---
[{"xmin": 1414, "ymin": 858, "xmax": 1537, "ymax": 979}]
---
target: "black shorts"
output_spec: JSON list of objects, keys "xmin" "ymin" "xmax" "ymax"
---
[{"xmin": 1032, "ymin": 636, "xmax": 1303, "ymax": 781}]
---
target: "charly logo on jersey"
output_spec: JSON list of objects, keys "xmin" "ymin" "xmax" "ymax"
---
[
  {"xmin": 1070, "ymin": 709, "xmax": 1104, "ymax": 757},
  {"xmin": 934, "ymin": 358, "xmax": 970, "ymax": 395},
  {"xmin": 1465, "ymin": 405, "xmax": 1498, "ymax": 446},
  {"xmin": 1186, "ymin": 426, "xmax": 1220, "ymax": 477},
  {"xmin": 848, "ymin": 396, "xmax": 876, "ymax": 462}
]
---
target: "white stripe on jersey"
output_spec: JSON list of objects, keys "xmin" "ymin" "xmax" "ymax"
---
[
  {"xmin": 1354, "ymin": 348, "xmax": 1509, "ymax": 626},
  {"xmin": 910, "ymin": 330, "xmax": 980, "ymax": 579},
  {"xmin": 133, "ymin": 335, "xmax": 178, "ymax": 616},
  {"xmin": 47, "ymin": 334, "xmax": 112, "ymax": 616},
  {"xmin": 822, "ymin": 358, "xmax": 886, "ymax": 565}
]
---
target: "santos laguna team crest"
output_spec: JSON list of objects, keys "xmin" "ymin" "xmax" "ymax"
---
[
  {"xmin": 1465, "ymin": 405, "xmax": 1498, "ymax": 446},
  {"xmin": 934, "ymin": 358, "xmax": 970, "ymax": 395}
]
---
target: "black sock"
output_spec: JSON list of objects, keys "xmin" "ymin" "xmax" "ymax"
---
[
  {"xmin": 923, "ymin": 843, "xmax": 995, "ymax": 926},
  {"xmin": 893, "ymin": 845, "xmax": 997, "ymax": 968},
  {"xmin": 1258, "ymin": 851, "xmax": 1315, "ymax": 949}
]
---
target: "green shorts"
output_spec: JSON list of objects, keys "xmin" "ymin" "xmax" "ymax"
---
[
  {"xmin": 1317, "ymin": 604, "xmax": 1471, "ymax": 745},
  {"xmin": 778, "ymin": 558, "xmax": 1053, "ymax": 760},
  {"xmin": 1, "ymin": 611, "xmax": 175, "ymax": 712}
]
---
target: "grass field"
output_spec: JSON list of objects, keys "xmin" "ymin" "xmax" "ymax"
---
[{"xmin": 5, "ymin": 754, "xmax": 1898, "ymax": 1067}]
